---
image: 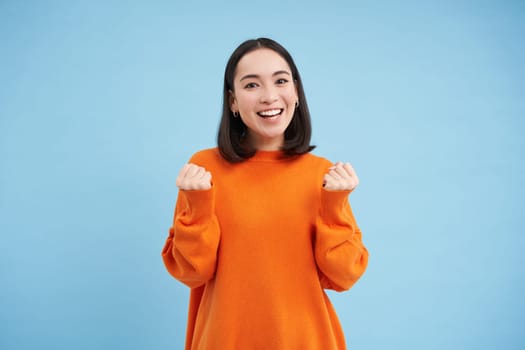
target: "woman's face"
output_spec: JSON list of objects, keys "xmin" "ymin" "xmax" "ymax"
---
[{"xmin": 230, "ymin": 48, "xmax": 298, "ymax": 151}]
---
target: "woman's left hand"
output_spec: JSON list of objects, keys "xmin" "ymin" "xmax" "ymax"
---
[{"xmin": 323, "ymin": 162, "xmax": 359, "ymax": 192}]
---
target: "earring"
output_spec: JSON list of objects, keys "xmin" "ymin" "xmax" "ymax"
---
[
  {"xmin": 295, "ymin": 101, "xmax": 299, "ymax": 109},
  {"xmin": 233, "ymin": 111, "xmax": 239, "ymax": 117}
]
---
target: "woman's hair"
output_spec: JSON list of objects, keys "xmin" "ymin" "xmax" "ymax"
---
[{"xmin": 217, "ymin": 37, "xmax": 315, "ymax": 163}]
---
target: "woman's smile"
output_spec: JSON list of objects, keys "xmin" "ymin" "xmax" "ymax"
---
[{"xmin": 257, "ymin": 108, "xmax": 283, "ymax": 118}]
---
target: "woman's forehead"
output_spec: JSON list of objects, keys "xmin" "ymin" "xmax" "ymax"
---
[{"xmin": 235, "ymin": 48, "xmax": 291, "ymax": 78}]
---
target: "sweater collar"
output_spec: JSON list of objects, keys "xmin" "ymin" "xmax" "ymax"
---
[{"xmin": 248, "ymin": 150, "xmax": 289, "ymax": 162}]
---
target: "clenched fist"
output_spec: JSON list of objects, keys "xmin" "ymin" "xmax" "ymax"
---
[
  {"xmin": 323, "ymin": 162, "xmax": 359, "ymax": 192},
  {"xmin": 176, "ymin": 163, "xmax": 212, "ymax": 191}
]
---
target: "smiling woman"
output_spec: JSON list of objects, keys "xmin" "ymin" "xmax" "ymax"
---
[{"xmin": 161, "ymin": 38, "xmax": 369, "ymax": 350}]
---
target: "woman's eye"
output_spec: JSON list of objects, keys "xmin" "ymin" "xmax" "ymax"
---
[
  {"xmin": 276, "ymin": 78, "xmax": 288, "ymax": 85},
  {"xmin": 244, "ymin": 82, "xmax": 258, "ymax": 89}
]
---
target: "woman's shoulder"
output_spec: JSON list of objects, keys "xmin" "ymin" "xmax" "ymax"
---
[
  {"xmin": 188, "ymin": 148, "xmax": 227, "ymax": 168},
  {"xmin": 301, "ymin": 151, "xmax": 333, "ymax": 168}
]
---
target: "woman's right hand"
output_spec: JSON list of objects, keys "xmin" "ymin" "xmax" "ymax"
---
[{"xmin": 176, "ymin": 163, "xmax": 212, "ymax": 190}]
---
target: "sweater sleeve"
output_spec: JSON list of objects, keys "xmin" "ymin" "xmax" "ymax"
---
[
  {"xmin": 314, "ymin": 189, "xmax": 369, "ymax": 292},
  {"xmin": 161, "ymin": 187, "xmax": 220, "ymax": 288}
]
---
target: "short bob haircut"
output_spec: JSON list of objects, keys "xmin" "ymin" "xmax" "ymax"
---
[{"xmin": 218, "ymin": 38, "xmax": 315, "ymax": 163}]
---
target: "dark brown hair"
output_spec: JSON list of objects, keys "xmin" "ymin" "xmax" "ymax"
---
[{"xmin": 217, "ymin": 38, "xmax": 315, "ymax": 163}]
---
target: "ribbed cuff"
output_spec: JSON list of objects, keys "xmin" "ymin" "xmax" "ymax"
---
[
  {"xmin": 180, "ymin": 187, "xmax": 215, "ymax": 223},
  {"xmin": 319, "ymin": 189, "xmax": 351, "ymax": 223}
]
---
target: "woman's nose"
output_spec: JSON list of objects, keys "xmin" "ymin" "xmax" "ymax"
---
[{"xmin": 259, "ymin": 87, "xmax": 278, "ymax": 104}]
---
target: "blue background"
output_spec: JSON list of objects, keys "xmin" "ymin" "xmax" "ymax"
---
[{"xmin": 1, "ymin": 1, "xmax": 524, "ymax": 349}]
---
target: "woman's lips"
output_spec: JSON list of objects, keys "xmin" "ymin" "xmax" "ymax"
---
[{"xmin": 257, "ymin": 108, "xmax": 283, "ymax": 118}]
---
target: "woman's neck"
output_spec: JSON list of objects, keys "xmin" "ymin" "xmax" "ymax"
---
[{"xmin": 247, "ymin": 133, "xmax": 284, "ymax": 151}]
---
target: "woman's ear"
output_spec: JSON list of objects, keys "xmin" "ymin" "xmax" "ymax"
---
[{"xmin": 229, "ymin": 90, "xmax": 237, "ymax": 112}]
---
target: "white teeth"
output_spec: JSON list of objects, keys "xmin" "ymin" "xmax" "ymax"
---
[{"xmin": 258, "ymin": 109, "xmax": 282, "ymax": 117}]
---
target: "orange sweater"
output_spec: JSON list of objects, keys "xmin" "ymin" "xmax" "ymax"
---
[{"xmin": 162, "ymin": 148, "xmax": 369, "ymax": 349}]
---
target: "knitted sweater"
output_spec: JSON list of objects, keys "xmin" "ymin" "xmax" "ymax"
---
[{"xmin": 162, "ymin": 148, "xmax": 369, "ymax": 349}]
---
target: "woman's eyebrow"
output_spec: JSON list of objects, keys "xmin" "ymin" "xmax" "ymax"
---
[{"xmin": 240, "ymin": 70, "xmax": 291, "ymax": 81}]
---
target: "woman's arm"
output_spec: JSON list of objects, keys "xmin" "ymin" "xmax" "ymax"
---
[
  {"xmin": 161, "ymin": 163, "xmax": 220, "ymax": 288},
  {"xmin": 314, "ymin": 161, "xmax": 368, "ymax": 291}
]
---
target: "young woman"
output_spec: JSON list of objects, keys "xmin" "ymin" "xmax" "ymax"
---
[{"xmin": 162, "ymin": 38, "xmax": 369, "ymax": 350}]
